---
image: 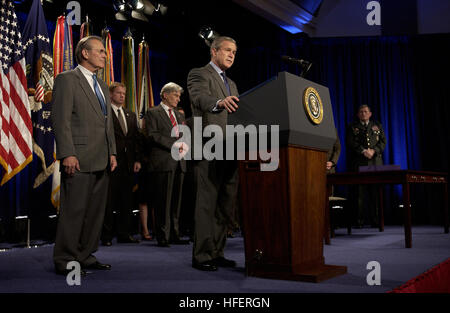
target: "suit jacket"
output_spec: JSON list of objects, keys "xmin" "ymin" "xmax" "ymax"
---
[
  {"xmin": 51, "ymin": 67, "xmax": 116, "ymax": 172},
  {"xmin": 327, "ymin": 128, "xmax": 341, "ymax": 174},
  {"xmin": 144, "ymin": 105, "xmax": 187, "ymax": 172},
  {"xmin": 187, "ymin": 63, "xmax": 239, "ymax": 134},
  {"xmin": 112, "ymin": 106, "xmax": 140, "ymax": 172}
]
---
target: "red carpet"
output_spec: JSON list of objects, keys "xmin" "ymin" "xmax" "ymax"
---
[{"xmin": 389, "ymin": 258, "xmax": 450, "ymax": 293}]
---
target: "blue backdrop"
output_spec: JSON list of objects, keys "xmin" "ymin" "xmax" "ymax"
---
[{"xmin": 1, "ymin": 1, "xmax": 449, "ymax": 239}]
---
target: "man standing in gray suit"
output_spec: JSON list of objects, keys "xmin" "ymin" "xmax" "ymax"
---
[
  {"xmin": 51, "ymin": 36, "xmax": 117, "ymax": 275},
  {"xmin": 187, "ymin": 36, "xmax": 240, "ymax": 271},
  {"xmin": 144, "ymin": 82, "xmax": 189, "ymax": 247}
]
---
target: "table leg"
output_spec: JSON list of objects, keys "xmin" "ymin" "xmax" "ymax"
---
[
  {"xmin": 444, "ymin": 182, "xmax": 449, "ymax": 234},
  {"xmin": 347, "ymin": 192, "xmax": 352, "ymax": 235},
  {"xmin": 402, "ymin": 182, "xmax": 412, "ymax": 248},
  {"xmin": 324, "ymin": 184, "xmax": 332, "ymax": 245},
  {"xmin": 378, "ymin": 185, "xmax": 384, "ymax": 232}
]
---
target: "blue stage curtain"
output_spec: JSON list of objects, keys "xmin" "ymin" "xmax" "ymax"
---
[
  {"xmin": 236, "ymin": 33, "xmax": 449, "ymax": 224},
  {"xmin": 286, "ymin": 35, "xmax": 424, "ymax": 173},
  {"xmin": 237, "ymin": 33, "xmax": 450, "ymax": 175}
]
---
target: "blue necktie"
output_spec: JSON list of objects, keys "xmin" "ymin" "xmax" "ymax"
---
[
  {"xmin": 221, "ymin": 72, "xmax": 231, "ymax": 96},
  {"xmin": 92, "ymin": 74, "xmax": 107, "ymax": 116}
]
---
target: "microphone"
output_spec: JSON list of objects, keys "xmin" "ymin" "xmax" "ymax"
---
[
  {"xmin": 281, "ymin": 55, "xmax": 309, "ymax": 66},
  {"xmin": 281, "ymin": 55, "xmax": 312, "ymax": 77}
]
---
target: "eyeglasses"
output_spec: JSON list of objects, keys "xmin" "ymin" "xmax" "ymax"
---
[{"xmin": 88, "ymin": 48, "xmax": 107, "ymax": 55}]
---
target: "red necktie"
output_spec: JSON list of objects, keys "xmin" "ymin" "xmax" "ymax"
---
[{"xmin": 168, "ymin": 109, "xmax": 179, "ymax": 137}]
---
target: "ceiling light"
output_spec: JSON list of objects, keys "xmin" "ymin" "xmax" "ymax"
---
[
  {"xmin": 198, "ymin": 26, "xmax": 220, "ymax": 47},
  {"xmin": 130, "ymin": 0, "xmax": 144, "ymax": 11},
  {"xmin": 131, "ymin": 10, "xmax": 149, "ymax": 22},
  {"xmin": 113, "ymin": 0, "xmax": 127, "ymax": 12},
  {"xmin": 142, "ymin": 0, "xmax": 155, "ymax": 15}
]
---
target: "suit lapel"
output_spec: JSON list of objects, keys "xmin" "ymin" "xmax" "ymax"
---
[
  {"xmin": 75, "ymin": 68, "xmax": 105, "ymax": 121},
  {"xmin": 157, "ymin": 105, "xmax": 173, "ymax": 130},
  {"xmin": 124, "ymin": 107, "xmax": 135, "ymax": 136},
  {"xmin": 112, "ymin": 107, "xmax": 126, "ymax": 137},
  {"xmin": 206, "ymin": 64, "xmax": 229, "ymax": 98}
]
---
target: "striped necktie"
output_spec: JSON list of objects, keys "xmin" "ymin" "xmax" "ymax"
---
[
  {"xmin": 92, "ymin": 74, "xmax": 107, "ymax": 116},
  {"xmin": 168, "ymin": 109, "xmax": 179, "ymax": 137}
]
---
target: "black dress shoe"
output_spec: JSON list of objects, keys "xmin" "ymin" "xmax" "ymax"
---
[
  {"xmin": 55, "ymin": 268, "xmax": 87, "ymax": 276},
  {"xmin": 192, "ymin": 261, "xmax": 218, "ymax": 271},
  {"xmin": 117, "ymin": 235, "xmax": 140, "ymax": 243},
  {"xmin": 101, "ymin": 240, "xmax": 112, "ymax": 246},
  {"xmin": 169, "ymin": 238, "xmax": 190, "ymax": 245},
  {"xmin": 83, "ymin": 261, "xmax": 111, "ymax": 270},
  {"xmin": 157, "ymin": 240, "xmax": 170, "ymax": 247},
  {"xmin": 227, "ymin": 231, "xmax": 235, "ymax": 238},
  {"xmin": 212, "ymin": 257, "xmax": 236, "ymax": 267}
]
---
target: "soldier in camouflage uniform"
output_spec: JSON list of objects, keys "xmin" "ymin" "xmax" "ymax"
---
[{"xmin": 347, "ymin": 105, "xmax": 387, "ymax": 227}]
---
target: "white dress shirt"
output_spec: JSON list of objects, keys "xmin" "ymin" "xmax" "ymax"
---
[
  {"xmin": 77, "ymin": 64, "xmax": 106, "ymax": 102},
  {"xmin": 160, "ymin": 102, "xmax": 178, "ymax": 125}
]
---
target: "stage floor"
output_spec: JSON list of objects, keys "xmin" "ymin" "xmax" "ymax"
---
[{"xmin": 0, "ymin": 225, "xmax": 449, "ymax": 293}]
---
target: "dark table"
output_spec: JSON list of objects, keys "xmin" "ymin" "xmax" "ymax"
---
[{"xmin": 325, "ymin": 170, "xmax": 448, "ymax": 248}]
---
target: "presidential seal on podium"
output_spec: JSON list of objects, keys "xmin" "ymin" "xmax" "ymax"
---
[{"xmin": 303, "ymin": 87, "xmax": 323, "ymax": 125}]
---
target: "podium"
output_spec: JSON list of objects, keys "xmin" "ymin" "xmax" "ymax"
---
[{"xmin": 228, "ymin": 72, "xmax": 347, "ymax": 282}]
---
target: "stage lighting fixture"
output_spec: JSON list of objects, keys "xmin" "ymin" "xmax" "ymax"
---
[
  {"xmin": 113, "ymin": 0, "xmax": 127, "ymax": 12},
  {"xmin": 142, "ymin": 0, "xmax": 156, "ymax": 15},
  {"xmin": 131, "ymin": 10, "xmax": 149, "ymax": 22},
  {"xmin": 130, "ymin": 0, "xmax": 145, "ymax": 11},
  {"xmin": 198, "ymin": 26, "xmax": 219, "ymax": 47},
  {"xmin": 113, "ymin": 0, "xmax": 168, "ymax": 22},
  {"xmin": 153, "ymin": 3, "xmax": 168, "ymax": 16},
  {"xmin": 115, "ymin": 12, "xmax": 128, "ymax": 21}
]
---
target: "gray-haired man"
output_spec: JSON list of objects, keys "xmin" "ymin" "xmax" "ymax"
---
[
  {"xmin": 52, "ymin": 36, "xmax": 117, "ymax": 275},
  {"xmin": 144, "ymin": 82, "xmax": 188, "ymax": 247}
]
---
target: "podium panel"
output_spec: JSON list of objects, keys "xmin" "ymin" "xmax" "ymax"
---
[
  {"xmin": 230, "ymin": 72, "xmax": 346, "ymax": 282},
  {"xmin": 239, "ymin": 146, "xmax": 346, "ymax": 282}
]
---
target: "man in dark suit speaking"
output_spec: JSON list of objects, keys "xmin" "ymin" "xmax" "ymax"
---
[
  {"xmin": 51, "ymin": 36, "xmax": 117, "ymax": 275},
  {"xmin": 187, "ymin": 36, "xmax": 240, "ymax": 271}
]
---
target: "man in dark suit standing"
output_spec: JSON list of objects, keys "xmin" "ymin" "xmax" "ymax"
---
[
  {"xmin": 144, "ymin": 82, "xmax": 189, "ymax": 247},
  {"xmin": 187, "ymin": 36, "xmax": 240, "ymax": 271},
  {"xmin": 101, "ymin": 82, "xmax": 141, "ymax": 246},
  {"xmin": 327, "ymin": 128, "xmax": 341, "ymax": 174},
  {"xmin": 51, "ymin": 36, "xmax": 117, "ymax": 275},
  {"xmin": 347, "ymin": 104, "xmax": 387, "ymax": 227}
]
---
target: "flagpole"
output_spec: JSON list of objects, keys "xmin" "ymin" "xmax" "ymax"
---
[{"xmin": 12, "ymin": 0, "xmax": 56, "ymax": 249}]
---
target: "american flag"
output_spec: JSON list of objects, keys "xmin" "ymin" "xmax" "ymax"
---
[{"xmin": 0, "ymin": 0, "xmax": 33, "ymax": 185}]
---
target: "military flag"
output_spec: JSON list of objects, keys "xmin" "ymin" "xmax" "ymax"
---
[
  {"xmin": 79, "ymin": 15, "xmax": 92, "ymax": 40},
  {"xmin": 99, "ymin": 27, "xmax": 114, "ymax": 86},
  {"xmin": 51, "ymin": 15, "xmax": 74, "ymax": 208},
  {"xmin": 136, "ymin": 38, "xmax": 154, "ymax": 129},
  {"xmin": 121, "ymin": 29, "xmax": 137, "ymax": 114}
]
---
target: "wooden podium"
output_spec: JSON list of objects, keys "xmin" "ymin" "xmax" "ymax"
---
[{"xmin": 228, "ymin": 72, "xmax": 347, "ymax": 282}]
